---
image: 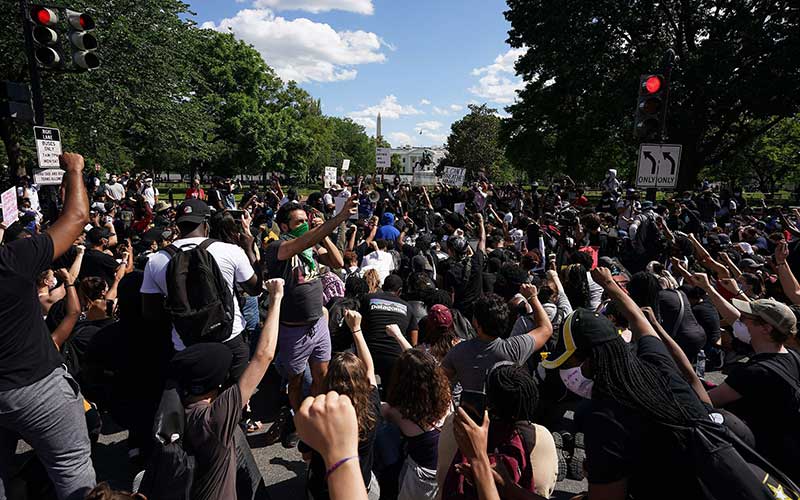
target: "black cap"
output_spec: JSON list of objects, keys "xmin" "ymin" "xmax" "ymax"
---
[
  {"xmin": 176, "ymin": 199, "xmax": 211, "ymax": 224},
  {"xmin": 541, "ymin": 308, "xmax": 619, "ymax": 369},
  {"xmin": 170, "ymin": 343, "xmax": 232, "ymax": 397},
  {"xmin": 449, "ymin": 236, "xmax": 469, "ymax": 256},
  {"xmin": 86, "ymin": 226, "xmax": 111, "ymax": 246}
]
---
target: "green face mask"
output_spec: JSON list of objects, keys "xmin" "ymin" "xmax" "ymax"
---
[{"xmin": 288, "ymin": 221, "xmax": 309, "ymax": 238}]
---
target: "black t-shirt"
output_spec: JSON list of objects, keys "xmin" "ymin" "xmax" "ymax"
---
[
  {"xmin": 0, "ymin": 234, "xmax": 63, "ymax": 390},
  {"xmin": 444, "ymin": 250, "xmax": 485, "ymax": 317},
  {"xmin": 265, "ymin": 239, "xmax": 323, "ymax": 324},
  {"xmin": 585, "ymin": 336, "xmax": 710, "ymax": 499},
  {"xmin": 725, "ymin": 350, "xmax": 800, "ymax": 477},
  {"xmin": 692, "ymin": 300, "xmax": 721, "ymax": 345},
  {"xmin": 657, "ymin": 289, "xmax": 706, "ymax": 361},
  {"xmin": 308, "ymin": 386, "xmax": 381, "ymax": 498},
  {"xmin": 207, "ymin": 189, "xmax": 223, "ymax": 209},
  {"xmin": 360, "ymin": 292, "xmax": 418, "ymax": 384},
  {"xmin": 62, "ymin": 317, "xmax": 115, "ymax": 382},
  {"xmin": 80, "ymin": 248, "xmax": 120, "ymax": 285}
]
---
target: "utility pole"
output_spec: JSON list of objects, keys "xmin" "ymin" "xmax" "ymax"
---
[{"xmin": 19, "ymin": 0, "xmax": 45, "ymax": 126}]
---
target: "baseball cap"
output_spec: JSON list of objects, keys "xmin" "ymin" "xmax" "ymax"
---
[
  {"xmin": 541, "ymin": 309, "xmax": 619, "ymax": 369},
  {"xmin": 176, "ymin": 199, "xmax": 211, "ymax": 224},
  {"xmin": 170, "ymin": 343, "xmax": 233, "ymax": 397},
  {"xmin": 448, "ymin": 236, "xmax": 469, "ymax": 256},
  {"xmin": 412, "ymin": 254, "xmax": 433, "ymax": 273},
  {"xmin": 428, "ymin": 304, "xmax": 453, "ymax": 330},
  {"xmin": 739, "ymin": 258, "xmax": 763, "ymax": 270},
  {"xmin": 153, "ymin": 200, "xmax": 171, "ymax": 213},
  {"xmin": 732, "ymin": 299, "xmax": 798, "ymax": 337}
]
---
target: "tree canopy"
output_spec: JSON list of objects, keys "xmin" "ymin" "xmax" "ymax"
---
[
  {"xmin": 502, "ymin": 0, "xmax": 800, "ymax": 188},
  {"xmin": 0, "ymin": 0, "xmax": 380, "ymax": 183}
]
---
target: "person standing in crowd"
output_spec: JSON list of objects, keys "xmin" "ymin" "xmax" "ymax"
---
[
  {"xmin": 265, "ymin": 195, "xmax": 357, "ymax": 447},
  {"xmin": 140, "ymin": 199, "xmax": 262, "ymax": 378},
  {"xmin": 103, "ymin": 174, "xmax": 125, "ymax": 202},
  {"xmin": 0, "ymin": 153, "xmax": 95, "ymax": 500},
  {"xmin": 185, "ymin": 177, "xmax": 206, "ymax": 200},
  {"xmin": 140, "ymin": 178, "xmax": 158, "ymax": 209}
]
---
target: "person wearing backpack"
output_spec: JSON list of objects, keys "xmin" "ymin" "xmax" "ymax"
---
[
  {"xmin": 709, "ymin": 298, "xmax": 800, "ymax": 483},
  {"xmin": 140, "ymin": 199, "xmax": 262, "ymax": 380}
]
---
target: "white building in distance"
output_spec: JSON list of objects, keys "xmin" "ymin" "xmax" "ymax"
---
[{"xmin": 388, "ymin": 145, "xmax": 447, "ymax": 175}]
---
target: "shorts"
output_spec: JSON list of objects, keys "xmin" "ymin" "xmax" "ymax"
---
[{"xmin": 277, "ymin": 316, "xmax": 331, "ymax": 376}]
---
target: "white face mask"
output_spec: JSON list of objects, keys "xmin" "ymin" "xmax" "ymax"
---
[
  {"xmin": 46, "ymin": 276, "xmax": 57, "ymax": 289},
  {"xmin": 733, "ymin": 319, "xmax": 752, "ymax": 344},
  {"xmin": 560, "ymin": 366, "xmax": 594, "ymax": 399}
]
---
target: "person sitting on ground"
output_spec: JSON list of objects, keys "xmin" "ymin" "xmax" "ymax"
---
[{"xmin": 442, "ymin": 289, "xmax": 552, "ymax": 392}]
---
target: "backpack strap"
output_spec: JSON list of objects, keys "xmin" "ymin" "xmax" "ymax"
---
[
  {"xmin": 163, "ymin": 245, "xmax": 179, "ymax": 258},
  {"xmin": 197, "ymin": 238, "xmax": 217, "ymax": 251},
  {"xmin": 758, "ymin": 349, "xmax": 800, "ymax": 401},
  {"xmin": 671, "ymin": 289, "xmax": 686, "ymax": 338}
]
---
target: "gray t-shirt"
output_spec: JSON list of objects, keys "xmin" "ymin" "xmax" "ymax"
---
[{"xmin": 442, "ymin": 335, "xmax": 536, "ymax": 392}]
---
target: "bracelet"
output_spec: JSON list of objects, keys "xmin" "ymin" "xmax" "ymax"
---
[
  {"xmin": 64, "ymin": 283, "xmax": 76, "ymax": 288},
  {"xmin": 777, "ymin": 262, "xmax": 788, "ymax": 267},
  {"xmin": 325, "ymin": 455, "xmax": 359, "ymax": 479},
  {"xmin": 351, "ymin": 329, "xmax": 361, "ymax": 334},
  {"xmin": 735, "ymin": 290, "xmax": 746, "ymax": 297}
]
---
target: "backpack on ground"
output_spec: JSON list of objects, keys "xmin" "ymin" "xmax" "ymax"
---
[
  {"xmin": 164, "ymin": 239, "xmax": 234, "ymax": 345},
  {"xmin": 137, "ymin": 387, "xmax": 195, "ymax": 500},
  {"xmin": 663, "ymin": 417, "xmax": 800, "ymax": 500}
]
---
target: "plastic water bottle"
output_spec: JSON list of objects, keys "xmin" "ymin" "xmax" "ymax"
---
[{"xmin": 696, "ymin": 349, "xmax": 706, "ymax": 378}]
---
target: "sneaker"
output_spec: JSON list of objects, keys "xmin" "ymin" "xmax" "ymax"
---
[
  {"xmin": 551, "ymin": 432, "xmax": 568, "ymax": 482},
  {"xmin": 567, "ymin": 432, "xmax": 586, "ymax": 481},
  {"xmin": 264, "ymin": 406, "xmax": 290, "ymax": 446}
]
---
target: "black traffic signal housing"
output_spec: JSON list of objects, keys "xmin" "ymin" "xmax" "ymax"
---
[
  {"xmin": 634, "ymin": 74, "xmax": 667, "ymax": 141},
  {"xmin": 29, "ymin": 6, "xmax": 62, "ymax": 69},
  {"xmin": 66, "ymin": 9, "xmax": 100, "ymax": 70},
  {"xmin": 1, "ymin": 82, "xmax": 34, "ymax": 123}
]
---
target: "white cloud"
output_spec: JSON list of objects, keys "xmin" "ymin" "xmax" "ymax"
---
[
  {"xmin": 389, "ymin": 132, "xmax": 413, "ymax": 146},
  {"xmin": 202, "ymin": 9, "xmax": 385, "ymax": 83},
  {"xmin": 252, "ymin": 0, "xmax": 374, "ymax": 14},
  {"xmin": 419, "ymin": 98, "xmax": 431, "ymax": 105},
  {"xmin": 468, "ymin": 47, "xmax": 526, "ymax": 104},
  {"xmin": 348, "ymin": 95, "xmax": 422, "ymax": 129},
  {"xmin": 432, "ymin": 106, "xmax": 449, "ymax": 116},
  {"xmin": 449, "ymin": 104, "xmax": 463, "ymax": 111},
  {"xmin": 415, "ymin": 120, "xmax": 443, "ymax": 131}
]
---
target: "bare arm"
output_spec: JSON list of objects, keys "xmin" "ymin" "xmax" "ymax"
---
[
  {"xmin": 47, "ymin": 153, "xmax": 90, "ymax": 260},
  {"xmin": 518, "ymin": 284, "xmax": 554, "ymax": 351},
  {"xmin": 690, "ymin": 273, "xmax": 741, "ymax": 325},
  {"xmin": 51, "ymin": 271, "xmax": 81, "ymax": 349},
  {"xmin": 277, "ymin": 195, "xmax": 358, "ymax": 261},
  {"xmin": 386, "ymin": 324, "xmax": 413, "ymax": 352},
  {"xmin": 317, "ymin": 236, "xmax": 344, "ymax": 269},
  {"xmin": 688, "ymin": 234, "xmax": 730, "ymax": 279},
  {"xmin": 775, "ymin": 241, "xmax": 800, "ymax": 305},
  {"xmin": 476, "ymin": 213, "xmax": 486, "ymax": 254},
  {"xmin": 640, "ymin": 306, "xmax": 712, "ymax": 405},
  {"xmin": 590, "ymin": 267, "xmax": 656, "ymax": 339},
  {"xmin": 346, "ymin": 311, "xmax": 377, "ymax": 386},
  {"xmin": 67, "ymin": 246, "xmax": 84, "ymax": 282},
  {"xmin": 238, "ymin": 279, "xmax": 284, "ymax": 405}
]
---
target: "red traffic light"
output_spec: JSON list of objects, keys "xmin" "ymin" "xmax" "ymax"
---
[
  {"xmin": 31, "ymin": 6, "xmax": 58, "ymax": 25},
  {"xmin": 643, "ymin": 75, "xmax": 662, "ymax": 94},
  {"xmin": 67, "ymin": 10, "xmax": 95, "ymax": 31}
]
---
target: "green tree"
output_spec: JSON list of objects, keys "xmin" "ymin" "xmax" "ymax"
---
[
  {"xmin": 390, "ymin": 154, "xmax": 403, "ymax": 174},
  {"xmin": 503, "ymin": 0, "xmax": 800, "ymax": 188},
  {"xmin": 444, "ymin": 104, "xmax": 505, "ymax": 178}
]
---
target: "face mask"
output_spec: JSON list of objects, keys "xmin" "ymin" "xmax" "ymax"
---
[
  {"xmin": 732, "ymin": 319, "xmax": 752, "ymax": 344},
  {"xmin": 46, "ymin": 276, "xmax": 58, "ymax": 289},
  {"xmin": 288, "ymin": 221, "xmax": 309, "ymax": 238},
  {"xmin": 560, "ymin": 366, "xmax": 594, "ymax": 399}
]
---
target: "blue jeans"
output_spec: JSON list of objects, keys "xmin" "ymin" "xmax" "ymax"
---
[{"xmin": 0, "ymin": 366, "xmax": 95, "ymax": 500}]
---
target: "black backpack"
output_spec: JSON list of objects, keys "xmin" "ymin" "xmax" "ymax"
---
[
  {"xmin": 164, "ymin": 239, "xmax": 234, "ymax": 345},
  {"xmin": 138, "ymin": 387, "xmax": 196, "ymax": 500},
  {"xmin": 662, "ymin": 417, "xmax": 800, "ymax": 500}
]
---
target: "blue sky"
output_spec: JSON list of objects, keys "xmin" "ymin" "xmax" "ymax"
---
[{"xmin": 188, "ymin": 0, "xmax": 523, "ymax": 147}]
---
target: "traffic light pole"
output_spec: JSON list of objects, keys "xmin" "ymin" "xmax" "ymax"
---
[
  {"xmin": 19, "ymin": 0, "xmax": 45, "ymax": 126},
  {"xmin": 659, "ymin": 48, "xmax": 675, "ymax": 143}
]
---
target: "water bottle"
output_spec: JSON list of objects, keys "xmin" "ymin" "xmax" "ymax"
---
[{"xmin": 696, "ymin": 349, "xmax": 706, "ymax": 378}]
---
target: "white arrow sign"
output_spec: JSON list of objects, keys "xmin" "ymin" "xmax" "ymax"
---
[{"xmin": 636, "ymin": 143, "xmax": 682, "ymax": 189}]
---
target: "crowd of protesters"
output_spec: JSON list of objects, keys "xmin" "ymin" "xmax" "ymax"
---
[{"xmin": 2, "ymin": 156, "xmax": 800, "ymax": 500}]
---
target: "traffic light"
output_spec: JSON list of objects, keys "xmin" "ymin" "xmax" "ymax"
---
[
  {"xmin": 1, "ymin": 82, "xmax": 34, "ymax": 123},
  {"xmin": 29, "ymin": 6, "xmax": 61, "ymax": 69},
  {"xmin": 634, "ymin": 74, "xmax": 667, "ymax": 141},
  {"xmin": 66, "ymin": 10, "xmax": 100, "ymax": 70}
]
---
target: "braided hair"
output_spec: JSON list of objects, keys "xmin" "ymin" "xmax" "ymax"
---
[
  {"xmin": 487, "ymin": 364, "xmax": 539, "ymax": 423},
  {"xmin": 591, "ymin": 337, "xmax": 691, "ymax": 425}
]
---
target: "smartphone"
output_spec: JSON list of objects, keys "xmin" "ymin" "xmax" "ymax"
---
[{"xmin": 458, "ymin": 389, "xmax": 486, "ymax": 423}]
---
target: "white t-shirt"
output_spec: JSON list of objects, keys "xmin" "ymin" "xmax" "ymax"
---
[
  {"xmin": 323, "ymin": 193, "xmax": 334, "ymax": 206},
  {"xmin": 360, "ymin": 250, "xmax": 395, "ymax": 284},
  {"xmin": 142, "ymin": 186, "xmax": 158, "ymax": 208},
  {"xmin": 140, "ymin": 237, "xmax": 256, "ymax": 350}
]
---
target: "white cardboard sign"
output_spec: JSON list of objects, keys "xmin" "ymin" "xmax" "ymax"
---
[
  {"xmin": 442, "ymin": 166, "xmax": 466, "ymax": 187},
  {"xmin": 33, "ymin": 126, "xmax": 62, "ymax": 168}
]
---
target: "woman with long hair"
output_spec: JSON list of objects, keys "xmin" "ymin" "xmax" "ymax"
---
[
  {"xmin": 306, "ymin": 310, "xmax": 381, "ymax": 500},
  {"xmin": 383, "ymin": 349, "xmax": 451, "ymax": 500},
  {"xmin": 563, "ymin": 263, "xmax": 591, "ymax": 309}
]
